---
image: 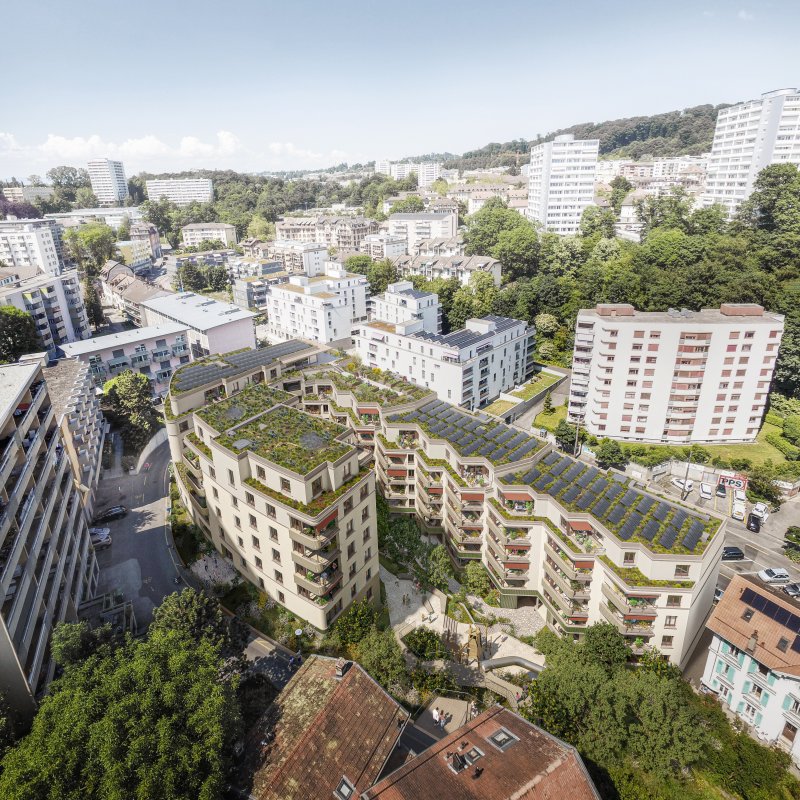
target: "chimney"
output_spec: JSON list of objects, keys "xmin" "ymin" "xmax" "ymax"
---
[
  {"xmin": 747, "ymin": 631, "xmax": 758, "ymax": 653},
  {"xmin": 335, "ymin": 658, "xmax": 350, "ymax": 679}
]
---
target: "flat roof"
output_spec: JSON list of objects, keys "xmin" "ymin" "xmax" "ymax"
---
[
  {"xmin": 43, "ymin": 358, "xmax": 85, "ymax": 422},
  {"xmin": 0, "ymin": 269, "xmax": 80, "ymax": 297},
  {"xmin": 580, "ymin": 304, "xmax": 784, "ymax": 325},
  {"xmin": 59, "ymin": 323, "xmax": 188, "ymax": 357},
  {"xmin": 141, "ymin": 292, "xmax": 256, "ymax": 331},
  {"xmin": 411, "ymin": 315, "xmax": 523, "ymax": 349},
  {"xmin": 0, "ymin": 363, "xmax": 39, "ymax": 419}
]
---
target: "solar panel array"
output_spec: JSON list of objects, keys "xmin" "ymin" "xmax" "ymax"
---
[{"xmin": 740, "ymin": 587, "xmax": 800, "ymax": 654}]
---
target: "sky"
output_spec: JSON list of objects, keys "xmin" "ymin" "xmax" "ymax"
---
[{"xmin": 1, "ymin": 0, "xmax": 799, "ymax": 179}]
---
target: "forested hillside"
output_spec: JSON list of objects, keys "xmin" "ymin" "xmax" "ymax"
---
[{"xmin": 443, "ymin": 103, "xmax": 727, "ymax": 170}]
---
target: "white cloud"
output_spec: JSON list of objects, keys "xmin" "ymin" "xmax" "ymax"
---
[{"xmin": 737, "ymin": 9, "xmax": 754, "ymax": 20}]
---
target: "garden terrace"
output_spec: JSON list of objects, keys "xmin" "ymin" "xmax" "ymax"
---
[
  {"xmin": 217, "ymin": 406, "xmax": 352, "ymax": 475},
  {"xmin": 303, "ymin": 368, "xmax": 432, "ymax": 408},
  {"xmin": 196, "ymin": 383, "xmax": 293, "ymax": 432},
  {"xmin": 386, "ymin": 398, "xmax": 544, "ymax": 466},
  {"xmin": 599, "ymin": 555, "xmax": 695, "ymax": 590},
  {"xmin": 245, "ymin": 470, "xmax": 369, "ymax": 517},
  {"xmin": 500, "ymin": 450, "xmax": 722, "ymax": 556}
]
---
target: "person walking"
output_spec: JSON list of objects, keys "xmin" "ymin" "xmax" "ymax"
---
[
  {"xmin": 440, "ymin": 711, "xmax": 447, "ymax": 730},
  {"xmin": 432, "ymin": 707, "xmax": 440, "ymax": 726}
]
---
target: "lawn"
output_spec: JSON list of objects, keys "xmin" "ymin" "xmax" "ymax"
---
[
  {"xmin": 533, "ymin": 403, "xmax": 567, "ymax": 432},
  {"xmin": 511, "ymin": 371, "xmax": 561, "ymax": 401},
  {"xmin": 483, "ymin": 399, "xmax": 517, "ymax": 417}
]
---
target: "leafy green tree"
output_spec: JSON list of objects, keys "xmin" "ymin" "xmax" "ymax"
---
[
  {"xmin": 246, "ymin": 215, "xmax": 275, "ymax": 240},
  {"xmin": 736, "ymin": 163, "xmax": 800, "ymax": 233},
  {"xmin": 64, "ymin": 223, "xmax": 117, "ymax": 275},
  {"xmin": 746, "ymin": 461, "xmax": 782, "ymax": 506},
  {"xmin": 580, "ymin": 205, "xmax": 617, "ymax": 239},
  {"xmin": 389, "ymin": 195, "xmax": 425, "ymax": 213},
  {"xmin": 609, "ymin": 176, "xmax": 633, "ymax": 213},
  {"xmin": 334, "ymin": 598, "xmax": 378, "ymax": 646},
  {"xmin": 533, "ymin": 312, "xmax": 559, "ymax": 336},
  {"xmin": 74, "ymin": 187, "xmax": 98, "ymax": 208},
  {"xmin": 492, "ymin": 224, "xmax": 539, "ymax": 282},
  {"xmin": 344, "ymin": 254, "xmax": 373, "ymax": 275},
  {"xmin": 366, "ymin": 259, "xmax": 397, "ymax": 295},
  {"xmin": 116, "ymin": 216, "xmax": 131, "ymax": 241},
  {"xmin": 83, "ymin": 277, "xmax": 104, "ymax": 329},
  {"xmin": 205, "ymin": 265, "xmax": 229, "ymax": 291},
  {"xmin": 464, "ymin": 197, "xmax": 530, "ymax": 256},
  {"xmin": 355, "ymin": 627, "xmax": 408, "ymax": 690},
  {"xmin": 176, "ymin": 263, "xmax": 207, "ymax": 291},
  {"xmin": 581, "ymin": 623, "xmax": 629, "ymax": 672},
  {"xmin": 50, "ymin": 621, "xmax": 114, "ymax": 667},
  {"xmin": 103, "ymin": 370, "xmax": 158, "ymax": 450},
  {"xmin": 554, "ymin": 419, "xmax": 578, "ymax": 453},
  {"xmin": 425, "ymin": 545, "xmax": 453, "ymax": 591},
  {"xmin": 542, "ymin": 391, "xmax": 553, "ymax": 414},
  {"xmin": 404, "ymin": 627, "xmax": 448, "ymax": 660},
  {"xmin": 462, "ymin": 561, "xmax": 491, "ymax": 597},
  {"xmin": 46, "ymin": 165, "xmax": 90, "ymax": 190},
  {"xmin": 0, "ymin": 306, "xmax": 40, "ymax": 362},
  {"xmin": 635, "ymin": 187, "xmax": 694, "ymax": 237},
  {"xmin": 784, "ymin": 414, "xmax": 800, "ymax": 445},
  {"xmin": 595, "ymin": 439, "xmax": 628, "ymax": 471},
  {"xmin": 0, "ymin": 691, "xmax": 14, "ymax": 760}
]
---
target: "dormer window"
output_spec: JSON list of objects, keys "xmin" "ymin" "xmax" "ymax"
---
[
  {"xmin": 487, "ymin": 727, "xmax": 518, "ymax": 751},
  {"xmin": 333, "ymin": 777, "xmax": 355, "ymax": 800}
]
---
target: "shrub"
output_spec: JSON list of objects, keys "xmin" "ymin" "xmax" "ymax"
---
[
  {"xmin": 783, "ymin": 414, "xmax": 800, "ymax": 445},
  {"xmin": 765, "ymin": 432, "xmax": 800, "ymax": 460},
  {"xmin": 404, "ymin": 627, "xmax": 449, "ymax": 660},
  {"xmin": 765, "ymin": 411, "xmax": 785, "ymax": 428}
]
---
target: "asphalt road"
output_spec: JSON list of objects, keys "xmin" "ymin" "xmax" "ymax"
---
[{"xmin": 93, "ymin": 441, "xmax": 182, "ymax": 628}]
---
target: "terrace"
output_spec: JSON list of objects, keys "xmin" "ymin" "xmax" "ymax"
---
[
  {"xmin": 500, "ymin": 451, "xmax": 721, "ymax": 556},
  {"xmin": 304, "ymin": 367, "xmax": 431, "ymax": 408},
  {"xmin": 217, "ymin": 406, "xmax": 351, "ymax": 475},
  {"xmin": 195, "ymin": 383, "xmax": 292, "ymax": 433}
]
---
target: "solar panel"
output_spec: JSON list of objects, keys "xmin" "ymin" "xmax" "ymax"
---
[
  {"xmin": 671, "ymin": 510, "xmax": 688, "ymax": 530},
  {"xmin": 591, "ymin": 498, "xmax": 611, "ymax": 517},
  {"xmin": 605, "ymin": 483, "xmax": 623, "ymax": 500},
  {"xmin": 562, "ymin": 486, "xmax": 581, "ymax": 504},
  {"xmin": 658, "ymin": 527, "xmax": 679, "ymax": 548},
  {"xmin": 478, "ymin": 443, "xmax": 495, "ymax": 457},
  {"xmin": 611, "ymin": 472, "xmax": 628, "ymax": 484},
  {"xmin": 513, "ymin": 440, "xmax": 539, "ymax": 460},
  {"xmin": 681, "ymin": 530, "xmax": 702, "ymax": 551},
  {"xmin": 620, "ymin": 489, "xmax": 639, "ymax": 507},
  {"xmin": 542, "ymin": 451, "xmax": 560, "ymax": 466},
  {"xmin": 576, "ymin": 494, "xmax": 593, "ymax": 510},
  {"xmin": 496, "ymin": 429, "xmax": 516, "ymax": 445},
  {"xmin": 551, "ymin": 459, "xmax": 569, "ymax": 477},
  {"xmin": 653, "ymin": 502, "xmax": 670, "ymax": 521},
  {"xmin": 549, "ymin": 479, "xmax": 567, "ymax": 496},
  {"xmin": 619, "ymin": 512, "xmax": 643, "ymax": 540},
  {"xmin": 522, "ymin": 468, "xmax": 540, "ymax": 484},
  {"xmin": 534, "ymin": 474, "xmax": 551, "ymax": 491},
  {"xmin": 741, "ymin": 588, "xmax": 800, "ymax": 637},
  {"xmin": 564, "ymin": 463, "xmax": 584, "ymax": 482},
  {"xmin": 636, "ymin": 496, "xmax": 655, "ymax": 515},
  {"xmin": 589, "ymin": 477, "xmax": 608, "ymax": 495},
  {"xmin": 462, "ymin": 442, "xmax": 481, "ymax": 456},
  {"xmin": 577, "ymin": 471, "xmax": 595, "ymax": 489},
  {"xmin": 607, "ymin": 504, "xmax": 627, "ymax": 525},
  {"xmin": 641, "ymin": 520, "xmax": 660, "ymax": 541}
]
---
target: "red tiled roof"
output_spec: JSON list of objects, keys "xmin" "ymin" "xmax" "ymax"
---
[
  {"xmin": 363, "ymin": 706, "xmax": 600, "ymax": 800},
  {"xmin": 241, "ymin": 656, "xmax": 407, "ymax": 800}
]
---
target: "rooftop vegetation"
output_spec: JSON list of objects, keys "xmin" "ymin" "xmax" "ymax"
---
[
  {"xmin": 196, "ymin": 383, "xmax": 292, "ymax": 432},
  {"xmin": 244, "ymin": 470, "xmax": 368, "ymax": 517},
  {"xmin": 304, "ymin": 368, "xmax": 431, "ymax": 407}
]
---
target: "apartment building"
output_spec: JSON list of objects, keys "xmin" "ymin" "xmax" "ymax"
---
[
  {"xmin": 97, "ymin": 261, "xmax": 170, "ymax": 326},
  {"xmin": 232, "ymin": 271, "xmax": 290, "ymax": 312},
  {"xmin": 527, "ymin": 134, "xmax": 599, "ymax": 235},
  {"xmin": 87, "ymin": 158, "xmax": 128, "ymax": 204},
  {"xmin": 355, "ymin": 315, "xmax": 535, "ymax": 409},
  {"xmin": 704, "ymin": 88, "xmax": 800, "ymax": 215},
  {"xmin": 2, "ymin": 186, "xmax": 55, "ymax": 204},
  {"xmin": 0, "ymin": 218, "xmax": 64, "ymax": 275},
  {"xmin": 265, "ymin": 240, "xmax": 328, "ymax": 274},
  {"xmin": 265, "ymin": 265, "xmax": 369, "ymax": 346},
  {"xmin": 392, "ymin": 253, "xmax": 502, "ymax": 287},
  {"xmin": 266, "ymin": 367, "xmax": 724, "ymax": 668},
  {"xmin": 0, "ymin": 267, "xmax": 90, "ymax": 354},
  {"xmin": 180, "ymin": 222, "xmax": 237, "ymax": 248},
  {"xmin": 165, "ymin": 344, "xmax": 378, "ymax": 630},
  {"xmin": 45, "ymin": 206, "xmax": 143, "ymax": 232},
  {"xmin": 60, "ymin": 323, "xmax": 191, "ymax": 396},
  {"xmin": 225, "ymin": 256, "xmax": 282, "ymax": 280},
  {"xmin": 370, "ymin": 280, "xmax": 441, "ymax": 333},
  {"xmin": 412, "ymin": 235, "xmax": 465, "ymax": 257},
  {"xmin": 141, "ymin": 292, "xmax": 256, "ymax": 357},
  {"xmin": 383, "ymin": 161, "xmax": 442, "ymax": 188},
  {"xmin": 145, "ymin": 178, "xmax": 214, "ymax": 206},
  {"xmin": 701, "ymin": 575, "xmax": 800, "ymax": 765},
  {"xmin": 0, "ymin": 361, "xmax": 99, "ymax": 719},
  {"xmin": 568, "ymin": 303, "xmax": 785, "ymax": 444},
  {"xmin": 274, "ymin": 216, "xmax": 379, "ymax": 250},
  {"xmin": 359, "ymin": 233, "xmax": 407, "ymax": 260},
  {"xmin": 130, "ymin": 222, "xmax": 162, "ymax": 259},
  {"xmin": 387, "ymin": 212, "xmax": 458, "ymax": 254},
  {"xmin": 116, "ymin": 238, "xmax": 152, "ymax": 273}
]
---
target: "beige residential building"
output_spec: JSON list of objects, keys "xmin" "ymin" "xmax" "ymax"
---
[{"xmin": 274, "ymin": 216, "xmax": 379, "ymax": 250}]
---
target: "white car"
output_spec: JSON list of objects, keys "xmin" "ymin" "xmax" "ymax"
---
[
  {"xmin": 700, "ymin": 483, "xmax": 713, "ymax": 500},
  {"xmin": 731, "ymin": 502, "xmax": 745, "ymax": 521},
  {"xmin": 752, "ymin": 502, "xmax": 769, "ymax": 521},
  {"xmin": 758, "ymin": 567, "xmax": 791, "ymax": 585},
  {"xmin": 672, "ymin": 478, "xmax": 694, "ymax": 493},
  {"xmin": 734, "ymin": 489, "xmax": 747, "ymax": 504},
  {"xmin": 89, "ymin": 527, "xmax": 111, "ymax": 540}
]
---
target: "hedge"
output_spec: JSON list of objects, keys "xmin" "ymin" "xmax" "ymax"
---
[
  {"xmin": 765, "ymin": 432, "xmax": 800, "ymax": 461},
  {"xmin": 765, "ymin": 412, "xmax": 785, "ymax": 428}
]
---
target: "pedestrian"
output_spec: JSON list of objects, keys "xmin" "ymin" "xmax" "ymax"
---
[
  {"xmin": 288, "ymin": 656, "xmax": 295, "ymax": 669},
  {"xmin": 440, "ymin": 712, "xmax": 447, "ymax": 729},
  {"xmin": 296, "ymin": 652, "xmax": 303, "ymax": 666},
  {"xmin": 432, "ymin": 707, "xmax": 440, "ymax": 726}
]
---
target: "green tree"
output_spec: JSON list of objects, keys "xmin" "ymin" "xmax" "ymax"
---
[
  {"xmin": 425, "ymin": 545, "xmax": 453, "ymax": 591},
  {"xmin": 553, "ymin": 419, "xmax": 577, "ymax": 453},
  {"xmin": 334, "ymin": 598, "xmax": 378, "ymax": 646},
  {"xmin": 492, "ymin": 224, "xmax": 539, "ymax": 282},
  {"xmin": 462, "ymin": 561, "xmax": 491, "ymax": 597},
  {"xmin": 83, "ymin": 277, "xmax": 104, "ymax": 329},
  {"xmin": 464, "ymin": 197, "xmax": 530, "ymax": 256},
  {"xmin": 74, "ymin": 187, "xmax": 98, "ymax": 208},
  {"xmin": 103, "ymin": 370, "xmax": 158, "ymax": 450},
  {"xmin": 355, "ymin": 627, "xmax": 407, "ymax": 690},
  {"xmin": 205, "ymin": 265, "xmax": 229, "ymax": 291},
  {"xmin": 366, "ymin": 259, "xmax": 397, "ymax": 295},
  {"xmin": 581, "ymin": 623, "xmax": 629, "ymax": 672},
  {"xmin": 176, "ymin": 263, "xmax": 207, "ymax": 291},
  {"xmin": 344, "ymin": 254, "xmax": 373, "ymax": 276},
  {"xmin": 65, "ymin": 223, "xmax": 117, "ymax": 275},
  {"xmin": 50, "ymin": 621, "xmax": 114, "ymax": 667},
  {"xmin": 747, "ymin": 460, "xmax": 782, "ymax": 506},
  {"xmin": 595, "ymin": 438, "xmax": 628, "ymax": 471},
  {"xmin": 246, "ymin": 215, "xmax": 275, "ymax": 240},
  {"xmin": 533, "ymin": 312, "xmax": 559, "ymax": 336},
  {"xmin": 389, "ymin": 195, "xmax": 425, "ymax": 213},
  {"xmin": 542, "ymin": 391, "xmax": 553, "ymax": 414},
  {"xmin": 116, "ymin": 216, "xmax": 131, "ymax": 241},
  {"xmin": 0, "ymin": 691, "xmax": 15, "ymax": 760},
  {"xmin": 46, "ymin": 165, "xmax": 90, "ymax": 190},
  {"xmin": 784, "ymin": 414, "xmax": 800, "ymax": 445},
  {"xmin": 580, "ymin": 205, "xmax": 617, "ymax": 239},
  {"xmin": 0, "ymin": 306, "xmax": 40, "ymax": 362},
  {"xmin": 609, "ymin": 175, "xmax": 633, "ymax": 213}
]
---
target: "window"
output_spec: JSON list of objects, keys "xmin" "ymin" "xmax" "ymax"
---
[
  {"xmin": 212, "ymin": 487, "xmax": 219, "ymax": 499},
  {"xmin": 245, "ymin": 492, "xmax": 255, "ymax": 506},
  {"xmin": 267, "ymin": 504, "xmax": 276, "ymax": 519},
  {"xmin": 257, "ymin": 466, "xmax": 266, "ymax": 480},
  {"xmin": 347, "ymin": 542, "xmax": 355, "ymax": 559},
  {"xmin": 366, "ymin": 568, "xmax": 371, "ymax": 581},
  {"xmin": 228, "ymin": 469, "xmax": 235, "ymax": 486},
  {"xmin": 674, "ymin": 565, "xmax": 689, "ymax": 578},
  {"xmin": 334, "ymin": 777, "xmax": 355, "ymax": 800},
  {"xmin": 249, "ymin": 514, "xmax": 257, "ymax": 529},
  {"xmin": 666, "ymin": 595, "xmax": 681, "ymax": 608},
  {"xmin": 665, "ymin": 616, "xmax": 677, "ymax": 628},
  {"xmin": 782, "ymin": 722, "xmax": 798, "ymax": 744},
  {"xmin": 275, "ymin": 570, "xmax": 283, "ymax": 584},
  {"xmin": 252, "ymin": 536, "xmax": 260, "ymax": 550},
  {"xmin": 234, "ymin": 516, "xmax": 241, "ymax": 529},
  {"xmin": 232, "ymin": 496, "xmax": 239, "ymax": 508},
  {"xmin": 272, "ymin": 548, "xmax": 281, "ymax": 563},
  {"xmin": 366, "ymin": 587, "xmax": 373, "ymax": 600},
  {"xmin": 237, "ymin": 536, "xmax": 244, "ymax": 547},
  {"xmin": 488, "ymin": 727, "xmax": 518, "ymax": 751},
  {"xmin": 270, "ymin": 526, "xmax": 278, "ymax": 542},
  {"xmin": 281, "ymin": 477, "xmax": 291, "ymax": 492},
  {"xmin": 661, "ymin": 636, "xmax": 674, "ymax": 648},
  {"xmin": 278, "ymin": 591, "xmax": 285, "ymax": 603},
  {"xmin": 255, "ymin": 556, "xmax": 263, "ymax": 569},
  {"xmin": 179, "ymin": 420, "xmax": 189, "ymax": 433},
  {"xmin": 623, "ymin": 552, "xmax": 635, "ymax": 565}
]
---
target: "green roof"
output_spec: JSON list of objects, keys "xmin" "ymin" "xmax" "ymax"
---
[
  {"xmin": 196, "ymin": 383, "xmax": 292, "ymax": 432},
  {"xmin": 304, "ymin": 369, "xmax": 432, "ymax": 407}
]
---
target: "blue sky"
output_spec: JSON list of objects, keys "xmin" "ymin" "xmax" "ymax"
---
[{"xmin": 1, "ymin": 0, "xmax": 798, "ymax": 178}]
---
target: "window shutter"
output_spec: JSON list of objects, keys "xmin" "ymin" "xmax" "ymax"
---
[
  {"xmin": 716, "ymin": 660, "xmax": 724, "ymax": 675},
  {"xmin": 761, "ymin": 693, "xmax": 769, "ymax": 707},
  {"xmin": 783, "ymin": 695, "xmax": 793, "ymax": 711},
  {"xmin": 768, "ymin": 673, "xmax": 776, "ymax": 687},
  {"xmin": 737, "ymin": 701, "xmax": 744, "ymax": 713},
  {"xmin": 755, "ymin": 712, "xmax": 763, "ymax": 726},
  {"xmin": 743, "ymin": 681, "xmax": 752, "ymax": 695}
]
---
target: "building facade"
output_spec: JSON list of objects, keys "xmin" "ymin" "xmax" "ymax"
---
[
  {"xmin": 0, "ymin": 361, "xmax": 99, "ymax": 719},
  {"xmin": 2, "ymin": 186, "xmax": 54, "ymax": 204},
  {"xmin": 387, "ymin": 212, "xmax": 458, "ymax": 254},
  {"xmin": 274, "ymin": 217, "xmax": 379, "ymax": 250},
  {"xmin": 60, "ymin": 323, "xmax": 191, "ymax": 396},
  {"xmin": 359, "ymin": 233, "xmax": 408, "ymax": 260},
  {"xmin": 392, "ymin": 253, "xmax": 502, "ymax": 287},
  {"xmin": 370, "ymin": 280, "xmax": 441, "ymax": 333},
  {"xmin": 130, "ymin": 222, "xmax": 163, "ymax": 259},
  {"xmin": 0, "ymin": 218, "xmax": 64, "ymax": 275},
  {"xmin": 265, "ymin": 240, "xmax": 328, "ymax": 274},
  {"xmin": 86, "ymin": 159, "xmax": 128, "ymax": 204},
  {"xmin": 180, "ymin": 223, "xmax": 237, "ymax": 248},
  {"xmin": 567, "ymin": 303, "xmax": 784, "ymax": 444},
  {"xmin": 116, "ymin": 238, "xmax": 152, "ymax": 273},
  {"xmin": 145, "ymin": 178, "xmax": 214, "ymax": 206},
  {"xmin": 355, "ymin": 315, "xmax": 535, "ymax": 409},
  {"xmin": 703, "ymin": 88, "xmax": 800, "ymax": 215},
  {"xmin": 527, "ymin": 134, "xmax": 599, "ymax": 235}
]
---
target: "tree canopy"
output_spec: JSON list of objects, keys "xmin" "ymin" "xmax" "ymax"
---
[
  {"xmin": 103, "ymin": 370, "xmax": 159, "ymax": 450},
  {"xmin": 0, "ymin": 307, "xmax": 40, "ymax": 363}
]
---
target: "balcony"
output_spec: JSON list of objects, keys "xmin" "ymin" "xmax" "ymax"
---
[
  {"xmin": 544, "ymin": 557, "xmax": 591, "ymax": 599},
  {"xmin": 294, "ymin": 566, "xmax": 342, "ymax": 596},
  {"xmin": 291, "ymin": 543, "xmax": 340, "ymax": 573},
  {"xmin": 288, "ymin": 522, "xmax": 339, "ymax": 550},
  {"xmin": 601, "ymin": 582, "xmax": 658, "ymax": 616},
  {"xmin": 599, "ymin": 601, "xmax": 655, "ymax": 636}
]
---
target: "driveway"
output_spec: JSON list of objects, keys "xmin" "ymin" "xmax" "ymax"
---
[{"xmin": 93, "ymin": 441, "xmax": 181, "ymax": 628}]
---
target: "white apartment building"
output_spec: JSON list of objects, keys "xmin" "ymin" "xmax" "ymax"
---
[
  {"xmin": 392, "ymin": 253, "xmax": 502, "ymax": 287},
  {"xmin": 2, "ymin": 186, "xmax": 55, "ymax": 204},
  {"xmin": 359, "ymin": 233, "xmax": 407, "ymax": 260},
  {"xmin": 413, "ymin": 235, "xmax": 465, "ymax": 257},
  {"xmin": 87, "ymin": 159, "xmax": 128, "ymax": 204},
  {"xmin": 0, "ymin": 218, "xmax": 63, "ymax": 275},
  {"xmin": 117, "ymin": 238, "xmax": 152, "ymax": 273},
  {"xmin": 60, "ymin": 323, "xmax": 191, "ymax": 396},
  {"xmin": 527, "ymin": 134, "xmax": 599, "ymax": 235},
  {"xmin": 702, "ymin": 574, "xmax": 800, "ymax": 765},
  {"xmin": 568, "ymin": 303, "xmax": 785, "ymax": 444},
  {"xmin": 370, "ymin": 281, "xmax": 441, "ymax": 333},
  {"xmin": 130, "ymin": 222, "xmax": 163, "ymax": 259},
  {"xmin": 703, "ymin": 88, "xmax": 800, "ymax": 215},
  {"xmin": 274, "ymin": 217, "xmax": 379, "ymax": 250},
  {"xmin": 355, "ymin": 315, "xmax": 535, "ymax": 409},
  {"xmin": 266, "ymin": 265, "xmax": 369, "ymax": 346},
  {"xmin": 375, "ymin": 160, "xmax": 392, "ymax": 176},
  {"xmin": 266, "ymin": 240, "xmax": 328, "ymax": 274},
  {"xmin": 0, "ymin": 267, "xmax": 90, "ymax": 354},
  {"xmin": 0, "ymin": 361, "xmax": 99, "ymax": 719},
  {"xmin": 145, "ymin": 178, "xmax": 214, "ymax": 206},
  {"xmin": 165, "ymin": 343, "xmax": 378, "ymax": 630},
  {"xmin": 141, "ymin": 292, "xmax": 256, "ymax": 358},
  {"xmin": 45, "ymin": 206, "xmax": 143, "ymax": 232},
  {"xmin": 386, "ymin": 161, "xmax": 442, "ymax": 188},
  {"xmin": 387, "ymin": 212, "xmax": 458, "ymax": 254},
  {"xmin": 181, "ymin": 222, "xmax": 238, "ymax": 248}
]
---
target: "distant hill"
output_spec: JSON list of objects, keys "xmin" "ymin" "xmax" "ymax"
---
[{"xmin": 441, "ymin": 103, "xmax": 728, "ymax": 171}]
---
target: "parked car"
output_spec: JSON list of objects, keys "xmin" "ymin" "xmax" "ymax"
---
[
  {"xmin": 700, "ymin": 483, "xmax": 713, "ymax": 500},
  {"xmin": 758, "ymin": 567, "xmax": 791, "ymax": 585},
  {"xmin": 672, "ymin": 478, "xmax": 694, "ymax": 493},
  {"xmin": 716, "ymin": 483, "xmax": 727, "ymax": 498},
  {"xmin": 751, "ymin": 502, "xmax": 769, "ymax": 521},
  {"xmin": 732, "ymin": 502, "xmax": 745, "ymax": 521},
  {"xmin": 784, "ymin": 583, "xmax": 800, "ymax": 599},
  {"xmin": 722, "ymin": 546, "xmax": 745, "ymax": 561},
  {"xmin": 93, "ymin": 506, "xmax": 127, "ymax": 523},
  {"xmin": 89, "ymin": 527, "xmax": 110, "ymax": 539},
  {"xmin": 734, "ymin": 489, "xmax": 747, "ymax": 504},
  {"xmin": 747, "ymin": 513, "xmax": 762, "ymax": 533},
  {"xmin": 714, "ymin": 587, "xmax": 725, "ymax": 604},
  {"xmin": 91, "ymin": 535, "xmax": 112, "ymax": 550}
]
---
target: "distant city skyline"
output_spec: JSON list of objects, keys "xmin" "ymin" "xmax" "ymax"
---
[{"xmin": 1, "ymin": 0, "xmax": 798, "ymax": 178}]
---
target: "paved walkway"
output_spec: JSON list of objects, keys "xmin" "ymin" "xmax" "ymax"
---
[
  {"xmin": 416, "ymin": 696, "xmax": 470, "ymax": 740},
  {"xmin": 190, "ymin": 552, "xmax": 238, "ymax": 586}
]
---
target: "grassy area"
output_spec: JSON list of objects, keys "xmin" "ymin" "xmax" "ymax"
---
[
  {"xmin": 483, "ymin": 399, "xmax": 517, "ymax": 417},
  {"xmin": 511, "ymin": 371, "xmax": 561, "ymax": 401},
  {"xmin": 533, "ymin": 403, "xmax": 567, "ymax": 432}
]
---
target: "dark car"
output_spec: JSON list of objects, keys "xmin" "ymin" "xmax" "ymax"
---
[
  {"xmin": 715, "ymin": 484, "xmax": 727, "ymax": 498},
  {"xmin": 93, "ymin": 505, "xmax": 127, "ymax": 523},
  {"xmin": 722, "ymin": 546, "xmax": 745, "ymax": 561},
  {"xmin": 784, "ymin": 583, "xmax": 800, "ymax": 599},
  {"xmin": 747, "ymin": 513, "xmax": 762, "ymax": 533}
]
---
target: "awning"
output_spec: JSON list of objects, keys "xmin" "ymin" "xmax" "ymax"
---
[
  {"xmin": 574, "ymin": 561, "xmax": 594, "ymax": 570},
  {"xmin": 428, "ymin": 488, "xmax": 443, "ymax": 495},
  {"xmin": 387, "ymin": 469, "xmax": 407, "ymax": 477},
  {"xmin": 624, "ymin": 613, "xmax": 656, "ymax": 621},
  {"xmin": 569, "ymin": 521, "xmax": 593, "ymax": 532},
  {"xmin": 462, "ymin": 492, "xmax": 484, "ymax": 502},
  {"xmin": 357, "ymin": 406, "xmax": 379, "ymax": 414},
  {"xmin": 503, "ymin": 492, "xmax": 531, "ymax": 502},
  {"xmin": 316, "ymin": 511, "xmax": 338, "ymax": 532}
]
